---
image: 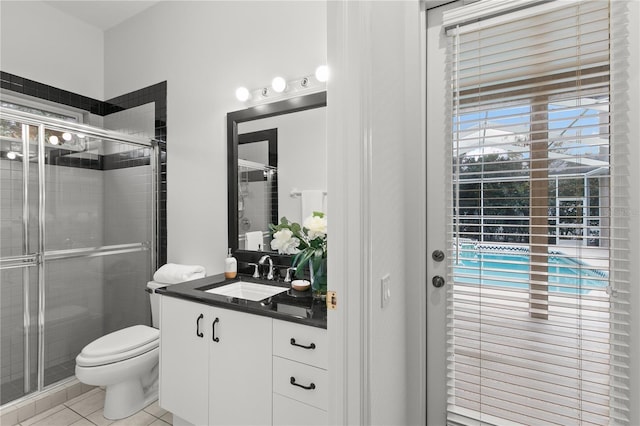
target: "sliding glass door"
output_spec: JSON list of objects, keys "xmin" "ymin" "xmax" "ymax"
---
[
  {"xmin": 0, "ymin": 120, "xmax": 40, "ymax": 403},
  {"xmin": 0, "ymin": 107, "xmax": 157, "ymax": 405}
]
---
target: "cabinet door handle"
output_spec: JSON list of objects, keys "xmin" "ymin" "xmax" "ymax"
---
[
  {"xmin": 196, "ymin": 314, "xmax": 204, "ymax": 338},
  {"xmin": 212, "ymin": 317, "xmax": 220, "ymax": 342},
  {"xmin": 290, "ymin": 338, "xmax": 316, "ymax": 350},
  {"xmin": 290, "ymin": 376, "xmax": 315, "ymax": 390}
]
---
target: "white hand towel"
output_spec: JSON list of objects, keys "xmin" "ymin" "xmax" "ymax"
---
[
  {"xmin": 153, "ymin": 263, "xmax": 206, "ymax": 284},
  {"xmin": 245, "ymin": 231, "xmax": 264, "ymax": 251},
  {"xmin": 301, "ymin": 190, "xmax": 325, "ymax": 220}
]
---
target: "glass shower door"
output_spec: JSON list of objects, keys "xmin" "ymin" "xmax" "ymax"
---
[
  {"xmin": 1, "ymin": 107, "xmax": 157, "ymax": 404},
  {"xmin": 41, "ymin": 134, "xmax": 153, "ymax": 387},
  {"xmin": 0, "ymin": 119, "xmax": 40, "ymax": 404}
]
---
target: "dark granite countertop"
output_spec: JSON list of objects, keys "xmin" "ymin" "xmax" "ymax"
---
[{"xmin": 155, "ymin": 273, "xmax": 327, "ymax": 329}]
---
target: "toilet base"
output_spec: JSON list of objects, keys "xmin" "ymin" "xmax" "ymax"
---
[
  {"xmin": 103, "ymin": 379, "xmax": 158, "ymax": 420},
  {"xmin": 75, "ymin": 344, "xmax": 159, "ymax": 420}
]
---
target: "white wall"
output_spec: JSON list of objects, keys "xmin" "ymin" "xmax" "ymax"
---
[
  {"xmin": 0, "ymin": 1, "xmax": 104, "ymax": 100},
  {"xmin": 369, "ymin": 2, "xmax": 413, "ymax": 424},
  {"xmin": 403, "ymin": 3, "xmax": 427, "ymax": 425},
  {"xmin": 628, "ymin": 1, "xmax": 640, "ymax": 422},
  {"xmin": 326, "ymin": 1, "xmax": 421, "ymax": 424},
  {"xmin": 103, "ymin": 1, "xmax": 327, "ymax": 274}
]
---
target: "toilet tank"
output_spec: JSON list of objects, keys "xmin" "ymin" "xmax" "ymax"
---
[{"xmin": 147, "ymin": 281, "xmax": 167, "ymax": 328}]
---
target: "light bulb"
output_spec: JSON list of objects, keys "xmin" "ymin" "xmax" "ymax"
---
[
  {"xmin": 235, "ymin": 87, "xmax": 250, "ymax": 102},
  {"xmin": 271, "ymin": 76, "xmax": 286, "ymax": 93},
  {"xmin": 62, "ymin": 132, "xmax": 72, "ymax": 141},
  {"xmin": 6, "ymin": 151, "xmax": 17, "ymax": 160},
  {"xmin": 315, "ymin": 65, "xmax": 329, "ymax": 83},
  {"xmin": 77, "ymin": 133, "xmax": 86, "ymax": 139},
  {"xmin": 49, "ymin": 135, "xmax": 59, "ymax": 145}
]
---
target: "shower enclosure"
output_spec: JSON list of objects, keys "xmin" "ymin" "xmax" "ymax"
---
[{"xmin": 0, "ymin": 107, "xmax": 158, "ymax": 407}]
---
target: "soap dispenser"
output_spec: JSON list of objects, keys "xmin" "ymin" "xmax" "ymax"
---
[{"xmin": 224, "ymin": 248, "xmax": 237, "ymax": 279}]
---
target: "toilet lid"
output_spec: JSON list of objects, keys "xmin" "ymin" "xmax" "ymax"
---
[{"xmin": 76, "ymin": 325, "xmax": 159, "ymax": 367}]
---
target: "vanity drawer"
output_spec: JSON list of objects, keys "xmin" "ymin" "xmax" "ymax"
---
[
  {"xmin": 273, "ymin": 393, "xmax": 327, "ymax": 426},
  {"xmin": 273, "ymin": 319, "xmax": 327, "ymax": 369},
  {"xmin": 273, "ymin": 356, "xmax": 327, "ymax": 410}
]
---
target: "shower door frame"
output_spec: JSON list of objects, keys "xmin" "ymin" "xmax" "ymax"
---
[{"xmin": 0, "ymin": 107, "xmax": 160, "ymax": 404}]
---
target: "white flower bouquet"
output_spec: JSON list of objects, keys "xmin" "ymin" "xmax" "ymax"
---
[{"xmin": 269, "ymin": 212, "xmax": 327, "ymax": 294}]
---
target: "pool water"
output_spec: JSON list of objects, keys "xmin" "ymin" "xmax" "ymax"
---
[{"xmin": 454, "ymin": 251, "xmax": 608, "ymax": 294}]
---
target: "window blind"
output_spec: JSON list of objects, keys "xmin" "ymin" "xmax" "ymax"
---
[{"xmin": 444, "ymin": 1, "xmax": 631, "ymax": 425}]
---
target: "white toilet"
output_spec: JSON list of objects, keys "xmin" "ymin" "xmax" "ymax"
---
[{"xmin": 75, "ymin": 281, "xmax": 166, "ymax": 420}]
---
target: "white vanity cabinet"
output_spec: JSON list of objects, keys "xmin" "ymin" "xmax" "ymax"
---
[
  {"xmin": 159, "ymin": 296, "xmax": 272, "ymax": 426},
  {"xmin": 208, "ymin": 304, "xmax": 272, "ymax": 425},
  {"xmin": 159, "ymin": 296, "xmax": 210, "ymax": 425},
  {"xmin": 272, "ymin": 319, "xmax": 328, "ymax": 426}
]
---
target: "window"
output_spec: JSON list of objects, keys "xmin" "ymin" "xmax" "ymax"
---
[
  {"xmin": 1, "ymin": 94, "xmax": 86, "ymax": 154},
  {"xmin": 444, "ymin": 1, "xmax": 631, "ymax": 424}
]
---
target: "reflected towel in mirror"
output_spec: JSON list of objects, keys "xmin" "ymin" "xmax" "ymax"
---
[
  {"xmin": 301, "ymin": 190, "xmax": 326, "ymax": 219},
  {"xmin": 245, "ymin": 231, "xmax": 264, "ymax": 251}
]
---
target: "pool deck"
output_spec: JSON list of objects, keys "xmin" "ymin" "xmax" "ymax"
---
[{"xmin": 554, "ymin": 243, "xmax": 609, "ymax": 270}]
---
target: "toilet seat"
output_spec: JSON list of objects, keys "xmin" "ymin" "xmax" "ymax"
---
[{"xmin": 76, "ymin": 325, "xmax": 159, "ymax": 367}]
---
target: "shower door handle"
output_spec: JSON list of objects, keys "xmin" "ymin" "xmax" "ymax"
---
[{"xmin": 196, "ymin": 314, "xmax": 204, "ymax": 338}]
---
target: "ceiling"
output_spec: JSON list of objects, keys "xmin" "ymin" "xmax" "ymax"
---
[
  {"xmin": 44, "ymin": 1, "xmax": 458, "ymax": 31},
  {"xmin": 44, "ymin": 1, "xmax": 159, "ymax": 31}
]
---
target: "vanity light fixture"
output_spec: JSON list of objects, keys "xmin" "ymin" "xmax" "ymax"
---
[
  {"xmin": 236, "ymin": 65, "xmax": 329, "ymax": 107},
  {"xmin": 4, "ymin": 151, "xmax": 36, "ymax": 161},
  {"xmin": 315, "ymin": 65, "xmax": 329, "ymax": 83},
  {"xmin": 271, "ymin": 76, "xmax": 287, "ymax": 93},
  {"xmin": 235, "ymin": 87, "xmax": 251, "ymax": 102}
]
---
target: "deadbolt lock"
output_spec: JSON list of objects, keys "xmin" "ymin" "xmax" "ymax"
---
[{"xmin": 432, "ymin": 250, "xmax": 445, "ymax": 262}]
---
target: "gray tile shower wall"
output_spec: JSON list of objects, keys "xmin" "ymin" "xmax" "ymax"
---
[{"xmin": 103, "ymin": 165, "xmax": 154, "ymax": 333}]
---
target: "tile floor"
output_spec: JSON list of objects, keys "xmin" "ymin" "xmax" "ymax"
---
[{"xmin": 10, "ymin": 388, "xmax": 172, "ymax": 426}]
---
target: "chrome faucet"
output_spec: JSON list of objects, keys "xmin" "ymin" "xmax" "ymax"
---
[
  {"xmin": 258, "ymin": 255, "xmax": 274, "ymax": 280},
  {"xmin": 284, "ymin": 267, "xmax": 296, "ymax": 282},
  {"xmin": 248, "ymin": 263, "xmax": 259, "ymax": 278}
]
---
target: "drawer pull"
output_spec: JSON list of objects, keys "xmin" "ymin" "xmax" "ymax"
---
[
  {"xmin": 290, "ymin": 376, "xmax": 316, "ymax": 390},
  {"xmin": 290, "ymin": 338, "xmax": 316, "ymax": 350}
]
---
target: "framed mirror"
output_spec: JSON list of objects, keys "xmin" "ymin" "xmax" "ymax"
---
[{"xmin": 227, "ymin": 91, "xmax": 327, "ymax": 265}]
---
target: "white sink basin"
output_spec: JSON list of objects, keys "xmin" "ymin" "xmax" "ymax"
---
[{"xmin": 204, "ymin": 281, "xmax": 288, "ymax": 301}]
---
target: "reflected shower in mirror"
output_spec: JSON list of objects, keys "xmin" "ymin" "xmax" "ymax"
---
[
  {"xmin": 227, "ymin": 92, "xmax": 327, "ymax": 257},
  {"xmin": 237, "ymin": 129, "xmax": 278, "ymax": 251}
]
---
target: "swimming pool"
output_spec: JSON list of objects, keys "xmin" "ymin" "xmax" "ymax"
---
[{"xmin": 454, "ymin": 249, "xmax": 608, "ymax": 294}]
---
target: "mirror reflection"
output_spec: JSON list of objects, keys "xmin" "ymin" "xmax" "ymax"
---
[
  {"xmin": 227, "ymin": 92, "xmax": 327, "ymax": 255},
  {"xmin": 237, "ymin": 128, "xmax": 278, "ymax": 250}
]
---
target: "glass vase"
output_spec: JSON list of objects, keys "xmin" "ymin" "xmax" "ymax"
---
[{"xmin": 309, "ymin": 257, "xmax": 327, "ymax": 300}]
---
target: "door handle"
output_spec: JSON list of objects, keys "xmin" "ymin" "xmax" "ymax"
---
[
  {"xmin": 212, "ymin": 317, "xmax": 220, "ymax": 342},
  {"xmin": 432, "ymin": 275, "xmax": 445, "ymax": 288},
  {"xmin": 196, "ymin": 313, "xmax": 204, "ymax": 338}
]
